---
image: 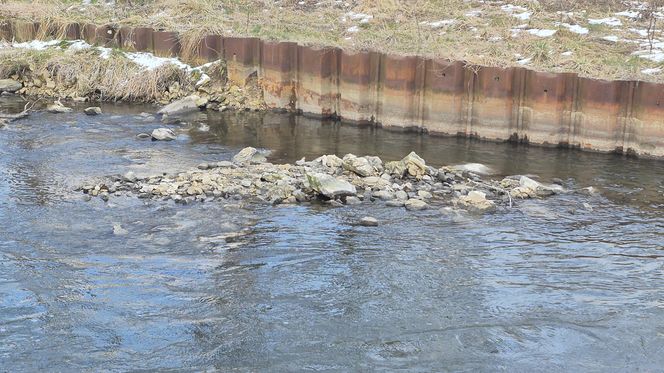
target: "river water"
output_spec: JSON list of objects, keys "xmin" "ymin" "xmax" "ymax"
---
[{"xmin": 1, "ymin": 96, "xmax": 663, "ymax": 372}]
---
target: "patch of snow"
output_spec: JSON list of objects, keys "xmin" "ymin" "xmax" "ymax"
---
[
  {"xmin": 556, "ymin": 23, "xmax": 589, "ymax": 35},
  {"xmin": 12, "ymin": 40, "xmax": 60, "ymax": 50},
  {"xmin": 629, "ymin": 28, "xmax": 649, "ymax": 37},
  {"xmin": 561, "ymin": 51, "xmax": 574, "ymax": 56},
  {"xmin": 347, "ymin": 26, "xmax": 360, "ymax": 33},
  {"xmin": 641, "ymin": 67, "xmax": 661, "ymax": 74},
  {"xmin": 528, "ymin": 29, "xmax": 557, "ymax": 37},
  {"xmin": 342, "ymin": 11, "xmax": 373, "ymax": 24},
  {"xmin": 616, "ymin": 10, "xmax": 640, "ymax": 18},
  {"xmin": 602, "ymin": 35, "xmax": 620, "ymax": 42},
  {"xmin": 588, "ymin": 17, "xmax": 622, "ymax": 27},
  {"xmin": 420, "ymin": 19, "xmax": 456, "ymax": 29},
  {"xmin": 633, "ymin": 49, "xmax": 664, "ymax": 62},
  {"xmin": 67, "ymin": 40, "xmax": 92, "ymax": 51},
  {"xmin": 517, "ymin": 57, "xmax": 532, "ymax": 65},
  {"xmin": 465, "ymin": 10, "xmax": 481, "ymax": 17},
  {"xmin": 125, "ymin": 51, "xmax": 190, "ymax": 70}
]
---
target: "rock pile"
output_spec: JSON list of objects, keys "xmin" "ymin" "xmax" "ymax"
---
[{"xmin": 79, "ymin": 148, "xmax": 566, "ymax": 213}]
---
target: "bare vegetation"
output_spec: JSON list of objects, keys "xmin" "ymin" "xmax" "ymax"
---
[{"xmin": 1, "ymin": 0, "xmax": 663, "ymax": 81}]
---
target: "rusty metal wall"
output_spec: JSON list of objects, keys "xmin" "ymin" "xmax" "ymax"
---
[{"xmin": 2, "ymin": 21, "xmax": 662, "ymax": 157}]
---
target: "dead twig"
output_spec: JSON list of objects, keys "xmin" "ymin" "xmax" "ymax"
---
[{"xmin": 0, "ymin": 98, "xmax": 41, "ymax": 123}]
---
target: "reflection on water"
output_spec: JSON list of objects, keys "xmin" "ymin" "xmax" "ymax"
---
[{"xmin": 0, "ymin": 99, "xmax": 663, "ymax": 371}]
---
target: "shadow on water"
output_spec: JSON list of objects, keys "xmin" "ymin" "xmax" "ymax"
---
[{"xmin": 0, "ymin": 98, "xmax": 663, "ymax": 371}]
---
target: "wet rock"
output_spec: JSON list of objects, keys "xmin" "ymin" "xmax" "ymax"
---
[
  {"xmin": 151, "ymin": 128, "xmax": 176, "ymax": 141},
  {"xmin": 197, "ymin": 163, "xmax": 210, "ymax": 170},
  {"xmin": 459, "ymin": 190, "xmax": 496, "ymax": 212},
  {"xmin": 395, "ymin": 190, "xmax": 408, "ymax": 201},
  {"xmin": 158, "ymin": 95, "xmax": 205, "ymax": 116},
  {"xmin": 405, "ymin": 198, "xmax": 428, "ymax": 211},
  {"xmin": 232, "ymin": 147, "xmax": 267, "ymax": 164},
  {"xmin": 372, "ymin": 190, "xmax": 395, "ymax": 200},
  {"xmin": 359, "ymin": 216, "xmax": 379, "ymax": 226},
  {"xmin": 345, "ymin": 196, "xmax": 362, "ymax": 205},
  {"xmin": 306, "ymin": 172, "xmax": 356, "ymax": 198},
  {"xmin": 47, "ymin": 102, "xmax": 73, "ymax": 114},
  {"xmin": 84, "ymin": 107, "xmax": 102, "ymax": 116},
  {"xmin": 136, "ymin": 133, "xmax": 151, "ymax": 139},
  {"xmin": 0, "ymin": 79, "xmax": 22, "ymax": 93},
  {"xmin": 386, "ymin": 200, "xmax": 405, "ymax": 207},
  {"xmin": 216, "ymin": 161, "xmax": 235, "ymax": 168}
]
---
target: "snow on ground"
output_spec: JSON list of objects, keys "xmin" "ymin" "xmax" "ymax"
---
[
  {"xmin": 588, "ymin": 17, "xmax": 623, "ymax": 27},
  {"xmin": 527, "ymin": 29, "xmax": 557, "ymax": 37},
  {"xmin": 420, "ymin": 19, "xmax": 456, "ymax": 29},
  {"xmin": 12, "ymin": 40, "xmax": 60, "ymax": 50},
  {"xmin": 556, "ymin": 23, "xmax": 589, "ymax": 35},
  {"xmin": 642, "ymin": 67, "xmax": 661, "ymax": 74}
]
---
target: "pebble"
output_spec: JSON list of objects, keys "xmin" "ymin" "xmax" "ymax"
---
[{"xmin": 359, "ymin": 216, "xmax": 379, "ymax": 226}]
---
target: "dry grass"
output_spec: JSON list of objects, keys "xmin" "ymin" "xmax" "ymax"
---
[
  {"xmin": 0, "ymin": 47, "xmax": 194, "ymax": 101},
  {"xmin": 0, "ymin": 0, "xmax": 663, "ymax": 82}
]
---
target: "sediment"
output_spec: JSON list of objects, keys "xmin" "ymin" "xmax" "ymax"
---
[{"xmin": 1, "ymin": 20, "xmax": 663, "ymax": 158}]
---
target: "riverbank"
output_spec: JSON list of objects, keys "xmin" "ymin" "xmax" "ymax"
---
[{"xmin": 2, "ymin": 0, "xmax": 664, "ymax": 83}]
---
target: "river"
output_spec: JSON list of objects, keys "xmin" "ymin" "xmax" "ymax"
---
[{"xmin": 1, "ymin": 96, "xmax": 663, "ymax": 371}]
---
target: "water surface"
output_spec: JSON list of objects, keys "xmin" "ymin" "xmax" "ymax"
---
[{"xmin": 1, "ymin": 98, "xmax": 663, "ymax": 371}]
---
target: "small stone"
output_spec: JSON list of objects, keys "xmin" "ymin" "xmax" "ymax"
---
[
  {"xmin": 216, "ymin": 161, "xmax": 235, "ymax": 168},
  {"xmin": 241, "ymin": 179, "xmax": 252, "ymax": 188},
  {"xmin": 386, "ymin": 200, "xmax": 405, "ymax": 207},
  {"xmin": 151, "ymin": 128, "xmax": 176, "ymax": 141},
  {"xmin": 84, "ymin": 107, "xmax": 102, "ymax": 116},
  {"xmin": 47, "ymin": 102, "xmax": 73, "ymax": 114},
  {"xmin": 359, "ymin": 216, "xmax": 379, "ymax": 226},
  {"xmin": 405, "ymin": 198, "xmax": 428, "ymax": 211},
  {"xmin": 417, "ymin": 190, "xmax": 433, "ymax": 199},
  {"xmin": 233, "ymin": 147, "xmax": 268, "ymax": 164},
  {"xmin": 197, "ymin": 163, "xmax": 209, "ymax": 170},
  {"xmin": 136, "ymin": 133, "xmax": 151, "ymax": 139},
  {"xmin": 395, "ymin": 190, "xmax": 408, "ymax": 201},
  {"xmin": 123, "ymin": 171, "xmax": 137, "ymax": 182},
  {"xmin": 372, "ymin": 190, "xmax": 395, "ymax": 200}
]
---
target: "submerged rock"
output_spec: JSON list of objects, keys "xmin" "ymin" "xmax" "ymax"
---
[
  {"xmin": 306, "ymin": 173, "xmax": 357, "ymax": 198},
  {"xmin": 151, "ymin": 128, "xmax": 176, "ymax": 141},
  {"xmin": 359, "ymin": 216, "xmax": 379, "ymax": 226},
  {"xmin": 0, "ymin": 79, "xmax": 22, "ymax": 93},
  {"xmin": 453, "ymin": 163, "xmax": 494, "ymax": 175},
  {"xmin": 84, "ymin": 107, "xmax": 102, "ymax": 116}
]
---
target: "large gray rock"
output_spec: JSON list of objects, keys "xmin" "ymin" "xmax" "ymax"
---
[
  {"xmin": 385, "ymin": 160, "xmax": 407, "ymax": 178},
  {"xmin": 342, "ymin": 154, "xmax": 375, "ymax": 177},
  {"xmin": 157, "ymin": 95, "xmax": 206, "ymax": 116},
  {"xmin": 232, "ymin": 147, "xmax": 268, "ymax": 164},
  {"xmin": 151, "ymin": 128, "xmax": 176, "ymax": 141},
  {"xmin": 313, "ymin": 154, "xmax": 343, "ymax": 168},
  {"xmin": 0, "ymin": 79, "xmax": 22, "ymax": 93},
  {"xmin": 306, "ymin": 172, "xmax": 357, "ymax": 198}
]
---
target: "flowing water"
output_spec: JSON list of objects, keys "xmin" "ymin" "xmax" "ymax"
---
[{"xmin": 1, "ymin": 96, "xmax": 663, "ymax": 372}]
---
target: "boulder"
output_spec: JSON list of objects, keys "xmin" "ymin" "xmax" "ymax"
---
[
  {"xmin": 232, "ymin": 147, "xmax": 268, "ymax": 164},
  {"xmin": 151, "ymin": 128, "xmax": 176, "ymax": 141},
  {"xmin": 342, "ymin": 154, "xmax": 375, "ymax": 177},
  {"xmin": 405, "ymin": 198, "xmax": 428, "ymax": 211},
  {"xmin": 519, "ymin": 176, "xmax": 564, "ymax": 197},
  {"xmin": 306, "ymin": 173, "xmax": 357, "ymax": 198},
  {"xmin": 84, "ymin": 106, "xmax": 102, "ymax": 116},
  {"xmin": 0, "ymin": 79, "xmax": 22, "ymax": 93},
  {"xmin": 157, "ymin": 95, "xmax": 205, "ymax": 116}
]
